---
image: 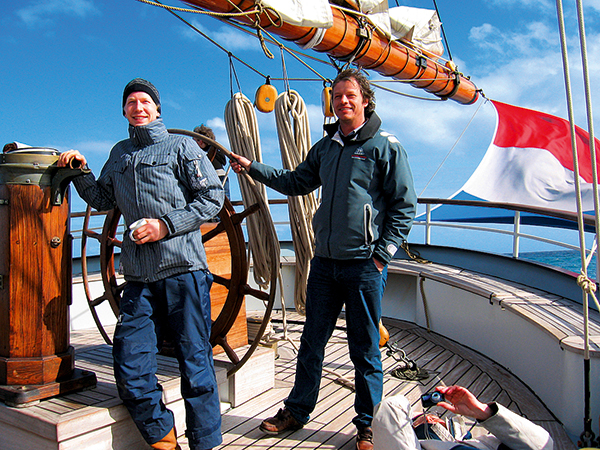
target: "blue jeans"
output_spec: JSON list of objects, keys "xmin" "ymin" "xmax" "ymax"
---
[
  {"xmin": 285, "ymin": 256, "xmax": 387, "ymax": 429},
  {"xmin": 113, "ymin": 270, "xmax": 222, "ymax": 450}
]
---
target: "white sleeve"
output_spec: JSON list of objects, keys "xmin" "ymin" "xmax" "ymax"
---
[
  {"xmin": 373, "ymin": 395, "xmax": 422, "ymax": 450},
  {"xmin": 477, "ymin": 404, "xmax": 554, "ymax": 450}
]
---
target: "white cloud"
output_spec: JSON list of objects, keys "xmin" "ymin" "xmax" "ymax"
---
[
  {"xmin": 469, "ymin": 21, "xmax": 556, "ymax": 60},
  {"xmin": 181, "ymin": 19, "xmax": 261, "ymax": 51},
  {"xmin": 588, "ymin": 0, "xmax": 600, "ymax": 13},
  {"xmin": 60, "ymin": 140, "xmax": 113, "ymax": 155},
  {"xmin": 385, "ymin": 16, "xmax": 598, "ymax": 148},
  {"xmin": 206, "ymin": 117, "xmax": 229, "ymax": 144},
  {"xmin": 163, "ymin": 98, "xmax": 182, "ymax": 112},
  {"xmin": 468, "ymin": 16, "xmax": 600, "ymax": 128},
  {"xmin": 206, "ymin": 116, "xmax": 226, "ymax": 132},
  {"xmin": 51, "ymin": 140, "xmax": 113, "ymax": 174},
  {"xmin": 17, "ymin": 0, "xmax": 99, "ymax": 27}
]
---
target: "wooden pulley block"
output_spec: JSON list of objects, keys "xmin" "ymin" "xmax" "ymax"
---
[
  {"xmin": 322, "ymin": 86, "xmax": 334, "ymax": 117},
  {"xmin": 255, "ymin": 77, "xmax": 277, "ymax": 113}
]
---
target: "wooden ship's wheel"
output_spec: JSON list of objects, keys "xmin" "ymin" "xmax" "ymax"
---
[{"xmin": 80, "ymin": 132, "xmax": 279, "ymax": 376}]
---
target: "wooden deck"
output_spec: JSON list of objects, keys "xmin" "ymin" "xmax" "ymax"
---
[{"xmin": 0, "ymin": 312, "xmax": 575, "ymax": 450}]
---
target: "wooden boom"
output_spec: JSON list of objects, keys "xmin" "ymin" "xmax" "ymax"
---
[{"xmin": 182, "ymin": 0, "xmax": 479, "ymax": 105}]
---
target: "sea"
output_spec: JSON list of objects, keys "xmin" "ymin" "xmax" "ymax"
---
[{"xmin": 518, "ymin": 250, "xmax": 597, "ymax": 276}]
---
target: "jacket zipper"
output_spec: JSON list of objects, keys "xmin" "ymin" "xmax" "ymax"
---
[
  {"xmin": 364, "ymin": 203, "xmax": 373, "ymax": 246},
  {"xmin": 327, "ymin": 144, "xmax": 346, "ymax": 257}
]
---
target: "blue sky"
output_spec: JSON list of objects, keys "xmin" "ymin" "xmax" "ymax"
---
[{"xmin": 2, "ymin": 0, "xmax": 600, "ymax": 251}]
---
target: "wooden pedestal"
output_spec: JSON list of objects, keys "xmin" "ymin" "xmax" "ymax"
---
[{"xmin": 0, "ymin": 183, "xmax": 96, "ymax": 405}]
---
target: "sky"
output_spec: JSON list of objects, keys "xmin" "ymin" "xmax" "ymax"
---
[{"xmin": 1, "ymin": 0, "xmax": 600, "ymax": 253}]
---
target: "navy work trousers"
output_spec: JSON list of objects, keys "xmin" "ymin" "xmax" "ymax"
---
[
  {"xmin": 113, "ymin": 270, "xmax": 222, "ymax": 450},
  {"xmin": 284, "ymin": 256, "xmax": 387, "ymax": 429}
]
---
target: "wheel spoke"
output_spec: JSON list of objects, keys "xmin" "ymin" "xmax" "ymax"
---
[
  {"xmin": 212, "ymin": 274, "xmax": 231, "ymax": 289},
  {"xmin": 107, "ymin": 236, "xmax": 122, "ymax": 248},
  {"xmin": 243, "ymin": 285, "xmax": 270, "ymax": 301},
  {"xmin": 83, "ymin": 229, "xmax": 102, "ymax": 241},
  {"xmin": 231, "ymin": 203, "xmax": 260, "ymax": 226},
  {"xmin": 89, "ymin": 294, "xmax": 109, "ymax": 308},
  {"xmin": 202, "ymin": 222, "xmax": 227, "ymax": 243}
]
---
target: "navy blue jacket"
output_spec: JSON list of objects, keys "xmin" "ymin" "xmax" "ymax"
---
[{"xmin": 249, "ymin": 112, "xmax": 416, "ymax": 265}]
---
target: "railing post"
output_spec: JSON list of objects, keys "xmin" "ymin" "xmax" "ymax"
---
[
  {"xmin": 513, "ymin": 211, "xmax": 521, "ymax": 258},
  {"xmin": 426, "ymin": 204, "xmax": 432, "ymax": 245}
]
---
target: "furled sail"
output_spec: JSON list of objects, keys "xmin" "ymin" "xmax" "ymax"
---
[
  {"xmin": 181, "ymin": 0, "xmax": 480, "ymax": 105},
  {"xmin": 389, "ymin": 6, "xmax": 444, "ymax": 56}
]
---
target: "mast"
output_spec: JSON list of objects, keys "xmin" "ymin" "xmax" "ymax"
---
[{"xmin": 182, "ymin": 0, "xmax": 480, "ymax": 105}]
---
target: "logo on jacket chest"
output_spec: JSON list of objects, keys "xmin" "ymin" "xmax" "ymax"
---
[{"xmin": 351, "ymin": 147, "xmax": 367, "ymax": 161}]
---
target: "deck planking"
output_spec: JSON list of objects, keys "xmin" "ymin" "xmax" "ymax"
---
[{"xmin": 0, "ymin": 312, "xmax": 575, "ymax": 450}]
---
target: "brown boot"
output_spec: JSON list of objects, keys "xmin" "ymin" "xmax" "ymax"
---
[
  {"xmin": 150, "ymin": 428, "xmax": 182, "ymax": 450},
  {"xmin": 356, "ymin": 426, "xmax": 373, "ymax": 450},
  {"xmin": 259, "ymin": 408, "xmax": 303, "ymax": 435}
]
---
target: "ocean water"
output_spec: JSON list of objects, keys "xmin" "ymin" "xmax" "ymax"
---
[{"xmin": 518, "ymin": 250, "xmax": 597, "ymax": 276}]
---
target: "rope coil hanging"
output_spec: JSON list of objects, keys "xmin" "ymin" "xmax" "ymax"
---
[
  {"xmin": 274, "ymin": 90, "xmax": 318, "ymax": 314},
  {"xmin": 224, "ymin": 92, "xmax": 278, "ymax": 290}
]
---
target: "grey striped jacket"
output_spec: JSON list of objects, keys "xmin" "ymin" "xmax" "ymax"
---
[{"xmin": 72, "ymin": 118, "xmax": 224, "ymax": 282}]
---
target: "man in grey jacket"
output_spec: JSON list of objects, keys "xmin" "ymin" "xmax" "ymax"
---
[
  {"xmin": 58, "ymin": 78, "xmax": 224, "ymax": 450},
  {"xmin": 230, "ymin": 68, "xmax": 417, "ymax": 450},
  {"xmin": 373, "ymin": 385, "xmax": 554, "ymax": 450}
]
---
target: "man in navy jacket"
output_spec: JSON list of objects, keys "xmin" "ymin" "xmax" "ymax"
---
[{"xmin": 231, "ymin": 68, "xmax": 417, "ymax": 450}]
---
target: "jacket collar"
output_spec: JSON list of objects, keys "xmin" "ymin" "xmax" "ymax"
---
[
  {"xmin": 324, "ymin": 111, "xmax": 381, "ymax": 144},
  {"xmin": 128, "ymin": 118, "xmax": 169, "ymax": 148}
]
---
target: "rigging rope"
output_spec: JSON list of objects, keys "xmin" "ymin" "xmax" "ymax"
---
[
  {"xmin": 418, "ymin": 97, "xmax": 486, "ymax": 197},
  {"xmin": 556, "ymin": 0, "xmax": 600, "ymax": 445},
  {"xmin": 143, "ymin": 0, "xmax": 457, "ymax": 106},
  {"xmin": 371, "ymin": 81, "xmax": 446, "ymax": 102},
  {"xmin": 224, "ymin": 92, "xmax": 277, "ymax": 290},
  {"xmin": 149, "ymin": 0, "xmax": 332, "ymax": 87},
  {"xmin": 431, "ymin": 0, "xmax": 453, "ymax": 62},
  {"xmin": 273, "ymin": 90, "xmax": 318, "ymax": 314},
  {"xmin": 135, "ymin": 0, "xmax": 264, "ymax": 18}
]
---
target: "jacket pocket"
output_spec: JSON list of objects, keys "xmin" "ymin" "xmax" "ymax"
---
[
  {"xmin": 138, "ymin": 153, "xmax": 174, "ymax": 187},
  {"xmin": 364, "ymin": 203, "xmax": 373, "ymax": 246},
  {"xmin": 138, "ymin": 153, "xmax": 170, "ymax": 168}
]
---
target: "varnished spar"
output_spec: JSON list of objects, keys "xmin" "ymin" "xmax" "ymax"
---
[{"xmin": 182, "ymin": 0, "xmax": 479, "ymax": 104}]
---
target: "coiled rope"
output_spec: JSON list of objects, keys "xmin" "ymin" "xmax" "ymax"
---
[
  {"xmin": 224, "ymin": 92, "xmax": 278, "ymax": 290},
  {"xmin": 273, "ymin": 90, "xmax": 318, "ymax": 314}
]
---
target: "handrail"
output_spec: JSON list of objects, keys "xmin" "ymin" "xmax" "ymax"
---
[
  {"xmin": 70, "ymin": 197, "xmax": 596, "ymax": 276},
  {"xmin": 418, "ymin": 197, "xmax": 596, "ymax": 228},
  {"xmin": 417, "ymin": 198, "xmax": 597, "ymax": 279},
  {"xmin": 72, "ymin": 197, "xmax": 594, "ymax": 235}
]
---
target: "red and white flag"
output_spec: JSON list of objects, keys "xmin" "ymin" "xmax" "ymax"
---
[{"xmin": 461, "ymin": 100, "xmax": 600, "ymax": 213}]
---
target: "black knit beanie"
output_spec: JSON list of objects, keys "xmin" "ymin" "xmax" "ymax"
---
[{"xmin": 122, "ymin": 78, "xmax": 161, "ymax": 114}]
